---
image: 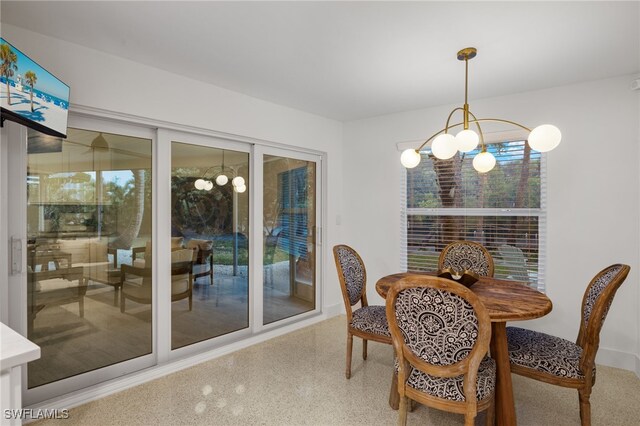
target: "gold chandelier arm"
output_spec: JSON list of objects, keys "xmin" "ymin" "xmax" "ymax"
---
[
  {"xmin": 445, "ymin": 107, "xmax": 465, "ymax": 132},
  {"xmin": 469, "ymin": 118, "xmax": 532, "ymax": 133},
  {"xmin": 415, "ymin": 117, "xmax": 532, "ymax": 152},
  {"xmin": 416, "ymin": 122, "xmax": 464, "ymax": 151},
  {"xmin": 199, "ymin": 166, "xmax": 215, "ymax": 177},
  {"xmin": 466, "ymin": 111, "xmax": 485, "ymax": 150}
]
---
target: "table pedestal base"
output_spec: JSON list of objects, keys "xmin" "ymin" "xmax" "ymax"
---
[{"xmin": 490, "ymin": 322, "xmax": 517, "ymax": 426}]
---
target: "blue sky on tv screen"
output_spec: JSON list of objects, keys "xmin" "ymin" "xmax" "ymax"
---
[{"xmin": 1, "ymin": 38, "xmax": 69, "ymax": 101}]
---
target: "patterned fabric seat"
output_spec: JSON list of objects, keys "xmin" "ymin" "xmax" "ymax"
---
[
  {"xmin": 333, "ymin": 244, "xmax": 392, "ymax": 379},
  {"xmin": 507, "ymin": 327, "xmax": 594, "ymax": 380},
  {"xmin": 505, "ymin": 264, "xmax": 630, "ymax": 426},
  {"xmin": 439, "ymin": 240, "xmax": 494, "ymax": 277},
  {"xmin": 386, "ymin": 278, "xmax": 495, "ymax": 426},
  {"xmin": 406, "ymin": 356, "xmax": 496, "ymax": 402},
  {"xmin": 351, "ymin": 305, "xmax": 390, "ymax": 337}
]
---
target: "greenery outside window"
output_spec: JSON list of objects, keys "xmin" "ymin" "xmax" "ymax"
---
[{"xmin": 401, "ymin": 140, "xmax": 546, "ymax": 291}]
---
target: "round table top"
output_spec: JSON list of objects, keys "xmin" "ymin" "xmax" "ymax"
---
[{"xmin": 376, "ymin": 272, "xmax": 552, "ymax": 322}]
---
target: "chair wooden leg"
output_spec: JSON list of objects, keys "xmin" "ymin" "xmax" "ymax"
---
[
  {"xmin": 346, "ymin": 333, "xmax": 353, "ymax": 379},
  {"xmin": 79, "ymin": 296, "xmax": 84, "ymax": 318},
  {"xmin": 485, "ymin": 397, "xmax": 495, "ymax": 426},
  {"xmin": 120, "ymin": 291, "xmax": 125, "ymax": 313},
  {"xmin": 578, "ymin": 388, "xmax": 592, "ymax": 426},
  {"xmin": 363, "ymin": 339, "xmax": 368, "ymax": 360},
  {"xmin": 78, "ymin": 278, "xmax": 86, "ymax": 317},
  {"xmin": 398, "ymin": 396, "xmax": 408, "ymax": 426},
  {"xmin": 463, "ymin": 413, "xmax": 476, "ymax": 426},
  {"xmin": 389, "ymin": 370, "xmax": 400, "ymax": 410}
]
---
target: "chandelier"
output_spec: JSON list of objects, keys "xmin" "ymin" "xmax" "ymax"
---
[
  {"xmin": 400, "ymin": 47, "xmax": 561, "ymax": 173},
  {"xmin": 194, "ymin": 150, "xmax": 247, "ymax": 193}
]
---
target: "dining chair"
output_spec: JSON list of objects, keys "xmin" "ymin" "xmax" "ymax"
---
[
  {"xmin": 120, "ymin": 248, "xmax": 196, "ymax": 312},
  {"xmin": 333, "ymin": 244, "xmax": 392, "ymax": 379},
  {"xmin": 506, "ymin": 264, "xmax": 630, "ymax": 426},
  {"xmin": 386, "ymin": 276, "xmax": 495, "ymax": 426},
  {"xmin": 186, "ymin": 239, "xmax": 214, "ymax": 286},
  {"xmin": 497, "ymin": 244, "xmax": 530, "ymax": 283},
  {"xmin": 439, "ymin": 240, "xmax": 494, "ymax": 277}
]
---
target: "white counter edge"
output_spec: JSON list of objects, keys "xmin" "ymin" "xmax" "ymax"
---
[{"xmin": 0, "ymin": 323, "xmax": 40, "ymax": 371}]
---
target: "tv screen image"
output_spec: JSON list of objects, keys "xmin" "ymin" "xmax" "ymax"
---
[{"xmin": 0, "ymin": 37, "xmax": 70, "ymax": 138}]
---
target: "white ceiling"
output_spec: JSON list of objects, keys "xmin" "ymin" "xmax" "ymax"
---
[{"xmin": 2, "ymin": 1, "xmax": 638, "ymax": 121}]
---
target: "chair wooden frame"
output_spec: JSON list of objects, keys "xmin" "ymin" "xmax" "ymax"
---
[
  {"xmin": 438, "ymin": 240, "xmax": 495, "ymax": 277},
  {"xmin": 133, "ymin": 244, "xmax": 213, "ymax": 285},
  {"xmin": 386, "ymin": 276, "xmax": 494, "ymax": 426},
  {"xmin": 508, "ymin": 264, "xmax": 630, "ymax": 426},
  {"xmin": 333, "ymin": 244, "xmax": 392, "ymax": 379},
  {"xmin": 120, "ymin": 260, "xmax": 194, "ymax": 312}
]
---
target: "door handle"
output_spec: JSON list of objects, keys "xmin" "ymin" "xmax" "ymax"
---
[{"xmin": 10, "ymin": 235, "xmax": 22, "ymax": 275}]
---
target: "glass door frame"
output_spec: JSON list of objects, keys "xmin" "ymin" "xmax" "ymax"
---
[
  {"xmin": 253, "ymin": 145, "xmax": 323, "ymax": 334},
  {"xmin": 160, "ymin": 129, "xmax": 256, "ymax": 360},
  {"xmin": 9, "ymin": 115, "xmax": 158, "ymax": 406}
]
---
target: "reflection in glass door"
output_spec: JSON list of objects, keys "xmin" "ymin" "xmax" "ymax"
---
[
  {"xmin": 25, "ymin": 128, "xmax": 153, "ymax": 388},
  {"xmin": 263, "ymin": 155, "xmax": 316, "ymax": 324},
  {"xmin": 171, "ymin": 142, "xmax": 249, "ymax": 349}
]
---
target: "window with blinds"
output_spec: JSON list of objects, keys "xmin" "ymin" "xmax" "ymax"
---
[
  {"xmin": 401, "ymin": 140, "xmax": 546, "ymax": 291},
  {"xmin": 277, "ymin": 166, "xmax": 310, "ymax": 260}
]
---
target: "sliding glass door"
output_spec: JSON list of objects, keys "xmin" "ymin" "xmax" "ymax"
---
[
  {"xmin": 7, "ymin": 117, "xmax": 323, "ymax": 405},
  {"xmin": 7, "ymin": 117, "xmax": 157, "ymax": 404},
  {"xmin": 170, "ymin": 140, "xmax": 250, "ymax": 349},
  {"xmin": 262, "ymin": 152, "xmax": 319, "ymax": 325}
]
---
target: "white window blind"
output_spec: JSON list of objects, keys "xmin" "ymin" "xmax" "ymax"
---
[
  {"xmin": 400, "ymin": 140, "xmax": 546, "ymax": 291},
  {"xmin": 277, "ymin": 166, "xmax": 311, "ymax": 260}
]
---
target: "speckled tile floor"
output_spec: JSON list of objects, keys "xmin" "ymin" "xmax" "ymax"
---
[{"xmin": 34, "ymin": 315, "xmax": 640, "ymax": 425}]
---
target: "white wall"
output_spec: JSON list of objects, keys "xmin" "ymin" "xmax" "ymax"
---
[
  {"xmin": 637, "ymin": 72, "xmax": 640, "ymax": 377},
  {"xmin": 1, "ymin": 24, "xmax": 345, "ymax": 316},
  {"xmin": 343, "ymin": 75, "xmax": 640, "ymax": 371}
]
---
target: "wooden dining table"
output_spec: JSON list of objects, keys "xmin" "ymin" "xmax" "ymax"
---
[{"xmin": 376, "ymin": 272, "xmax": 552, "ymax": 426}]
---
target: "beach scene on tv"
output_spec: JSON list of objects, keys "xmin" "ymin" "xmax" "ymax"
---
[{"xmin": 0, "ymin": 38, "xmax": 69, "ymax": 137}]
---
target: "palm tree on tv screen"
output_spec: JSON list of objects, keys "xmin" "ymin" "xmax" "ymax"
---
[
  {"xmin": 0, "ymin": 44, "xmax": 18, "ymax": 105},
  {"xmin": 24, "ymin": 70, "xmax": 37, "ymax": 112}
]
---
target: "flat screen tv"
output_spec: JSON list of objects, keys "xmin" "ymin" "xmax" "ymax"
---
[{"xmin": 1, "ymin": 38, "xmax": 69, "ymax": 138}]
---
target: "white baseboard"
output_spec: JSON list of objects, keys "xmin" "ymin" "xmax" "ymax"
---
[
  {"xmin": 25, "ymin": 313, "xmax": 329, "ymax": 417},
  {"xmin": 322, "ymin": 302, "xmax": 344, "ymax": 318},
  {"xmin": 595, "ymin": 347, "xmax": 639, "ymax": 374}
]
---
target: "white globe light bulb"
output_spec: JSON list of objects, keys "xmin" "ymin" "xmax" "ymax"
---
[
  {"xmin": 204, "ymin": 180, "xmax": 214, "ymax": 191},
  {"xmin": 430, "ymin": 133, "xmax": 458, "ymax": 160},
  {"xmin": 232, "ymin": 176, "xmax": 245, "ymax": 187},
  {"xmin": 472, "ymin": 151, "xmax": 496, "ymax": 173},
  {"xmin": 215, "ymin": 174, "xmax": 228, "ymax": 186},
  {"xmin": 400, "ymin": 149, "xmax": 421, "ymax": 168},
  {"xmin": 194, "ymin": 178, "xmax": 206, "ymax": 190},
  {"xmin": 528, "ymin": 124, "xmax": 561, "ymax": 152},
  {"xmin": 455, "ymin": 129, "xmax": 479, "ymax": 152},
  {"xmin": 234, "ymin": 184, "xmax": 247, "ymax": 193}
]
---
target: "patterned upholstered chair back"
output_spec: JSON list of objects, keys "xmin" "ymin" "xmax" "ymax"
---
[
  {"xmin": 333, "ymin": 245, "xmax": 367, "ymax": 308},
  {"xmin": 393, "ymin": 286, "xmax": 480, "ymax": 366},
  {"xmin": 577, "ymin": 264, "xmax": 630, "ymax": 366},
  {"xmin": 386, "ymin": 277, "xmax": 492, "ymax": 397},
  {"xmin": 439, "ymin": 241, "xmax": 494, "ymax": 277}
]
